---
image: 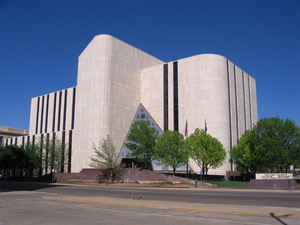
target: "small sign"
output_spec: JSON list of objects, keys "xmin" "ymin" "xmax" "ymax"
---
[{"xmin": 256, "ymin": 173, "xmax": 294, "ymax": 180}]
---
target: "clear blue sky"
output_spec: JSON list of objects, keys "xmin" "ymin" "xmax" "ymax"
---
[{"xmin": 0, "ymin": 0, "xmax": 299, "ymax": 129}]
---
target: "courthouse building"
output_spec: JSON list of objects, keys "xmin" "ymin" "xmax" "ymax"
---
[{"xmin": 6, "ymin": 34, "xmax": 257, "ymax": 175}]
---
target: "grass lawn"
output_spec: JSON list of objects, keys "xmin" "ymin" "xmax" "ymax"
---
[{"xmin": 207, "ymin": 180, "xmax": 249, "ymax": 188}]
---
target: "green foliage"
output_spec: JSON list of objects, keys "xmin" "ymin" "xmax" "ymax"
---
[
  {"xmin": 207, "ymin": 180, "xmax": 249, "ymax": 188},
  {"xmin": 154, "ymin": 130, "xmax": 188, "ymax": 175},
  {"xmin": 230, "ymin": 117, "xmax": 300, "ymax": 175},
  {"xmin": 185, "ymin": 128, "xmax": 226, "ymax": 175},
  {"xmin": 126, "ymin": 120, "xmax": 159, "ymax": 169},
  {"xmin": 90, "ymin": 135, "xmax": 121, "ymax": 182},
  {"xmin": 47, "ymin": 139, "xmax": 67, "ymax": 173},
  {"xmin": 0, "ymin": 144, "xmax": 41, "ymax": 177},
  {"xmin": 24, "ymin": 143, "xmax": 42, "ymax": 176}
]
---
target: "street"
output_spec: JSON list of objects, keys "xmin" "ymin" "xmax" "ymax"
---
[{"xmin": 0, "ymin": 182, "xmax": 299, "ymax": 225}]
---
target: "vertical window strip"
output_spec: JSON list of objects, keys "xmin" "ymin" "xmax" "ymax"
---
[
  {"xmin": 68, "ymin": 130, "xmax": 72, "ymax": 173},
  {"xmin": 35, "ymin": 97, "xmax": 40, "ymax": 134},
  {"xmin": 173, "ymin": 61, "xmax": 179, "ymax": 131},
  {"xmin": 248, "ymin": 76, "xmax": 252, "ymax": 128},
  {"xmin": 52, "ymin": 93, "xmax": 57, "ymax": 132},
  {"xmin": 242, "ymin": 72, "xmax": 247, "ymax": 130},
  {"xmin": 63, "ymin": 89, "xmax": 68, "ymax": 131},
  {"xmin": 27, "ymin": 136, "xmax": 30, "ymax": 148},
  {"xmin": 163, "ymin": 64, "xmax": 169, "ymax": 131},
  {"xmin": 39, "ymin": 134, "xmax": 44, "ymax": 176},
  {"xmin": 40, "ymin": 96, "xmax": 44, "ymax": 134},
  {"xmin": 71, "ymin": 87, "xmax": 76, "ymax": 129},
  {"xmin": 61, "ymin": 131, "xmax": 65, "ymax": 172},
  {"xmin": 15, "ymin": 137, "xmax": 17, "ymax": 146},
  {"xmin": 51, "ymin": 132, "xmax": 56, "ymax": 172},
  {"xmin": 234, "ymin": 65, "xmax": 239, "ymax": 140},
  {"xmin": 45, "ymin": 133, "xmax": 49, "ymax": 174},
  {"xmin": 57, "ymin": 91, "xmax": 62, "ymax": 131},
  {"xmin": 45, "ymin": 94, "xmax": 49, "ymax": 133},
  {"xmin": 22, "ymin": 136, "xmax": 25, "ymax": 148}
]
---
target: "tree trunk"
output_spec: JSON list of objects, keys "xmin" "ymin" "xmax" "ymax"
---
[{"xmin": 173, "ymin": 167, "xmax": 176, "ymax": 176}]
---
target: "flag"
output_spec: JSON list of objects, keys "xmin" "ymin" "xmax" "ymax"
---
[{"xmin": 184, "ymin": 120, "xmax": 188, "ymax": 137}]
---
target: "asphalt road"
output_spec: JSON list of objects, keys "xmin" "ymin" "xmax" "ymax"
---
[
  {"xmin": 0, "ymin": 183, "xmax": 299, "ymax": 225},
  {"xmin": 1, "ymin": 182, "xmax": 299, "ymax": 208}
]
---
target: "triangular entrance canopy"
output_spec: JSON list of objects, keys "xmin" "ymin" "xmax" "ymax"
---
[{"xmin": 119, "ymin": 104, "xmax": 186, "ymax": 171}]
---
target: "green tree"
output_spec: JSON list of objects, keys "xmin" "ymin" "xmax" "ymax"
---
[
  {"xmin": 90, "ymin": 135, "xmax": 121, "ymax": 182},
  {"xmin": 24, "ymin": 143, "xmax": 42, "ymax": 176},
  {"xmin": 154, "ymin": 130, "xmax": 188, "ymax": 175},
  {"xmin": 230, "ymin": 117, "xmax": 300, "ymax": 175},
  {"xmin": 47, "ymin": 139, "xmax": 68, "ymax": 173},
  {"xmin": 0, "ymin": 144, "xmax": 41, "ymax": 177},
  {"xmin": 126, "ymin": 120, "xmax": 159, "ymax": 169},
  {"xmin": 185, "ymin": 129, "xmax": 226, "ymax": 176}
]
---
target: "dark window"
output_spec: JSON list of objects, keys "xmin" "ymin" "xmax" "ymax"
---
[
  {"xmin": 61, "ymin": 131, "xmax": 65, "ymax": 172},
  {"xmin": 40, "ymin": 96, "xmax": 44, "ymax": 134},
  {"xmin": 45, "ymin": 133, "xmax": 49, "ymax": 174},
  {"xmin": 173, "ymin": 61, "xmax": 179, "ymax": 131},
  {"xmin": 51, "ymin": 133, "xmax": 56, "ymax": 171},
  {"xmin": 63, "ymin": 89, "xmax": 68, "ymax": 131},
  {"xmin": 68, "ymin": 130, "xmax": 72, "ymax": 173},
  {"xmin": 57, "ymin": 91, "xmax": 62, "ymax": 131},
  {"xmin": 163, "ymin": 64, "xmax": 169, "ymax": 131},
  {"xmin": 234, "ymin": 65, "xmax": 239, "ymax": 140},
  {"xmin": 52, "ymin": 93, "xmax": 57, "ymax": 132},
  {"xmin": 71, "ymin": 87, "xmax": 76, "ymax": 129},
  {"xmin": 36, "ymin": 97, "xmax": 40, "ymax": 134},
  {"xmin": 45, "ymin": 95, "xmax": 49, "ymax": 133}
]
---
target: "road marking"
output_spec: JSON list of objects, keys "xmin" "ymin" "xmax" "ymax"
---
[{"xmin": 43, "ymin": 196, "xmax": 300, "ymax": 219}]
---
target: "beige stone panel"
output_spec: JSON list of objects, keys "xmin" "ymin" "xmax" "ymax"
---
[
  {"xmin": 244, "ymin": 73, "xmax": 251, "ymax": 130},
  {"xmin": 65, "ymin": 87, "xmax": 74, "ymax": 131},
  {"xmin": 249, "ymin": 76, "xmax": 258, "ymax": 125},
  {"xmin": 54, "ymin": 92, "xmax": 59, "ymax": 132},
  {"xmin": 72, "ymin": 35, "xmax": 114, "ymax": 172},
  {"xmin": 140, "ymin": 64, "xmax": 164, "ymax": 130},
  {"xmin": 47, "ymin": 93, "xmax": 54, "ymax": 133},
  {"xmin": 109, "ymin": 35, "xmax": 164, "ymax": 157},
  {"xmin": 72, "ymin": 35, "xmax": 163, "ymax": 172},
  {"xmin": 228, "ymin": 60, "xmax": 238, "ymax": 146},
  {"xmin": 36, "ymin": 96, "xmax": 43, "ymax": 135},
  {"xmin": 16, "ymin": 137, "xmax": 22, "ymax": 147},
  {"xmin": 60, "ymin": 91, "xmax": 66, "ymax": 132},
  {"xmin": 235, "ymin": 66, "xmax": 245, "ymax": 139},
  {"xmin": 23, "ymin": 136, "xmax": 28, "ymax": 146},
  {"xmin": 57, "ymin": 90, "xmax": 65, "ymax": 131},
  {"xmin": 178, "ymin": 54, "xmax": 231, "ymax": 175},
  {"xmin": 29, "ymin": 97, "xmax": 37, "ymax": 135}
]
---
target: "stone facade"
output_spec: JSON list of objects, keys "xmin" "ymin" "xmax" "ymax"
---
[{"xmin": 5, "ymin": 34, "xmax": 258, "ymax": 175}]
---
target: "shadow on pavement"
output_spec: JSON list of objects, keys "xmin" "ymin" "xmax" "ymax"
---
[{"xmin": 0, "ymin": 181, "xmax": 63, "ymax": 192}]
